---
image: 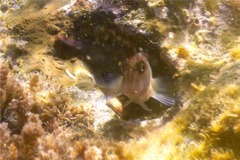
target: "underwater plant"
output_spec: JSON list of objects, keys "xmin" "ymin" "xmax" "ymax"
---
[{"xmin": 230, "ymin": 45, "xmax": 240, "ymax": 59}]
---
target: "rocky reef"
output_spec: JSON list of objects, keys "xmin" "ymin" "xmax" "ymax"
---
[{"xmin": 0, "ymin": 0, "xmax": 240, "ymax": 159}]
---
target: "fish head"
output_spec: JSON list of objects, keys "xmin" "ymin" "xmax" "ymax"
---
[{"xmin": 121, "ymin": 52, "xmax": 151, "ymax": 77}]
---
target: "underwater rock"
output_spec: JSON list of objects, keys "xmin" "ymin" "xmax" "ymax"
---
[
  {"xmin": 67, "ymin": 86, "xmax": 116, "ymax": 131},
  {"xmin": 1, "ymin": 0, "xmax": 240, "ymax": 159},
  {"xmin": 146, "ymin": 0, "xmax": 169, "ymax": 20},
  {"xmin": 0, "ymin": 0, "xmax": 26, "ymax": 12}
]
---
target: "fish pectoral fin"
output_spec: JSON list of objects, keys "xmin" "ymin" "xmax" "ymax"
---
[
  {"xmin": 96, "ymin": 75, "xmax": 123, "ymax": 98},
  {"xmin": 151, "ymin": 92, "xmax": 175, "ymax": 106},
  {"xmin": 123, "ymin": 100, "xmax": 132, "ymax": 108},
  {"xmin": 151, "ymin": 76, "xmax": 176, "ymax": 93},
  {"xmin": 139, "ymin": 103, "xmax": 152, "ymax": 112}
]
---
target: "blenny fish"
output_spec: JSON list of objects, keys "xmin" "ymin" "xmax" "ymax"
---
[
  {"xmin": 105, "ymin": 52, "xmax": 175, "ymax": 112},
  {"xmin": 56, "ymin": 34, "xmax": 175, "ymax": 111}
]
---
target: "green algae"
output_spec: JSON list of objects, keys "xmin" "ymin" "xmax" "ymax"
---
[
  {"xmin": 204, "ymin": 0, "xmax": 218, "ymax": 13},
  {"xmin": 230, "ymin": 45, "xmax": 240, "ymax": 59},
  {"xmin": 179, "ymin": 60, "xmax": 223, "ymax": 89}
]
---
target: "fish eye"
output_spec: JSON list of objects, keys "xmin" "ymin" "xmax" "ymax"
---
[{"xmin": 137, "ymin": 61, "xmax": 145, "ymax": 73}]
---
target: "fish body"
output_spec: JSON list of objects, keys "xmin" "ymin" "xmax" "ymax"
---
[
  {"xmin": 106, "ymin": 52, "xmax": 175, "ymax": 111},
  {"xmin": 121, "ymin": 53, "xmax": 153, "ymax": 104}
]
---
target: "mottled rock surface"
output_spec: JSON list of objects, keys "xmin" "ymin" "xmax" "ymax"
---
[{"xmin": 0, "ymin": 0, "xmax": 240, "ymax": 159}]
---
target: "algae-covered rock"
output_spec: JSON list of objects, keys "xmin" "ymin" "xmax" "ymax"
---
[{"xmin": 1, "ymin": 0, "xmax": 240, "ymax": 159}]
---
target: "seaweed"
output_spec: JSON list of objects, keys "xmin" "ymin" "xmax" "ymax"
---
[
  {"xmin": 0, "ymin": 64, "xmax": 30, "ymax": 133},
  {"xmin": 230, "ymin": 45, "xmax": 240, "ymax": 59}
]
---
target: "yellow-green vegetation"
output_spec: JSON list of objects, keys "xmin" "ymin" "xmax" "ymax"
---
[
  {"xmin": 230, "ymin": 45, "xmax": 240, "ymax": 59},
  {"xmin": 178, "ymin": 60, "xmax": 223, "ymax": 92},
  {"xmin": 220, "ymin": 30, "xmax": 240, "ymax": 50},
  {"xmin": 204, "ymin": 0, "xmax": 218, "ymax": 12},
  {"xmin": 228, "ymin": 0, "xmax": 240, "ymax": 9},
  {"xmin": 123, "ymin": 61, "xmax": 240, "ymax": 159},
  {"xmin": 146, "ymin": 19, "xmax": 167, "ymax": 34},
  {"xmin": 147, "ymin": 0, "xmax": 164, "ymax": 8},
  {"xmin": 177, "ymin": 46, "xmax": 190, "ymax": 59}
]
